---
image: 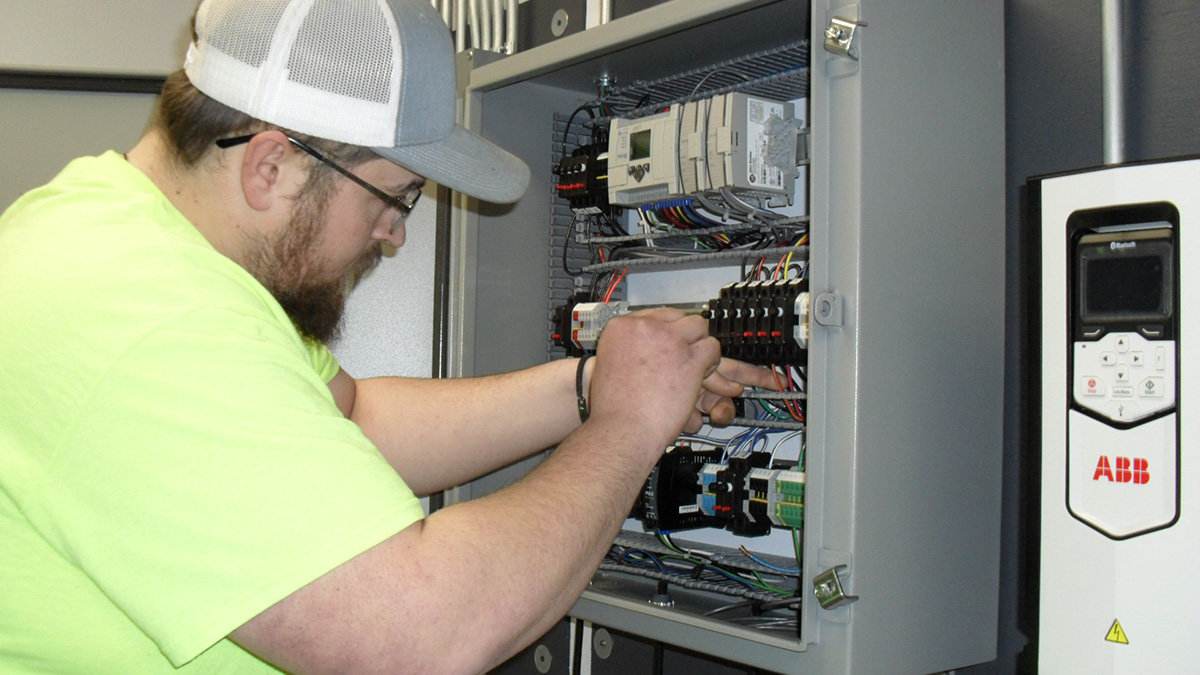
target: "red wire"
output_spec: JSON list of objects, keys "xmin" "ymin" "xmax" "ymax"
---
[
  {"xmin": 772, "ymin": 364, "xmax": 804, "ymax": 421},
  {"xmin": 603, "ymin": 269, "xmax": 627, "ymax": 302},
  {"xmin": 787, "ymin": 365, "xmax": 805, "ymax": 421}
]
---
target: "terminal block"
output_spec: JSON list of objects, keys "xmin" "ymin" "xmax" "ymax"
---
[
  {"xmin": 745, "ymin": 467, "xmax": 808, "ymax": 530},
  {"xmin": 765, "ymin": 468, "xmax": 806, "ymax": 529},
  {"xmin": 552, "ymin": 299, "xmax": 630, "ymax": 355},
  {"xmin": 705, "ymin": 279, "xmax": 808, "ymax": 365},
  {"xmin": 554, "ymin": 143, "xmax": 610, "ymax": 214},
  {"xmin": 698, "ymin": 450, "xmax": 772, "ymax": 537},
  {"xmin": 567, "ymin": 301, "xmax": 628, "ymax": 352},
  {"xmin": 551, "ymin": 294, "xmax": 588, "ymax": 356}
]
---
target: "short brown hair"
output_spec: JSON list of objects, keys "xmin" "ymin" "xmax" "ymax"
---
[{"xmin": 152, "ymin": 70, "xmax": 377, "ymax": 172}]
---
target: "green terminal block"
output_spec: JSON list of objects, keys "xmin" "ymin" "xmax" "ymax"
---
[{"xmin": 768, "ymin": 469, "xmax": 806, "ymax": 529}]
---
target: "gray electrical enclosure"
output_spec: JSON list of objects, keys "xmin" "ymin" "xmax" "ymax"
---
[{"xmin": 440, "ymin": 1, "xmax": 1005, "ymax": 672}]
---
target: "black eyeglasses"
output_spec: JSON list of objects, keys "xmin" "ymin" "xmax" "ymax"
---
[{"xmin": 215, "ymin": 133, "xmax": 422, "ymax": 232}]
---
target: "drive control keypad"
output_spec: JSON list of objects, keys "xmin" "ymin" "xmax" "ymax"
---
[{"xmin": 1074, "ymin": 332, "xmax": 1176, "ymax": 423}]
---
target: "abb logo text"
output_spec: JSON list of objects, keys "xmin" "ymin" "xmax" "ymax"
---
[{"xmin": 1093, "ymin": 456, "xmax": 1150, "ymax": 484}]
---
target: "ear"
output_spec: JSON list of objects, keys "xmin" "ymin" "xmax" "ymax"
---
[{"xmin": 239, "ymin": 131, "xmax": 301, "ymax": 212}]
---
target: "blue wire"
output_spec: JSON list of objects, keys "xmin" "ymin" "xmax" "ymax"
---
[
  {"xmin": 620, "ymin": 548, "xmax": 666, "ymax": 572},
  {"xmin": 701, "ymin": 564, "xmax": 760, "ymax": 590},
  {"xmin": 740, "ymin": 547, "xmax": 801, "ymax": 575}
]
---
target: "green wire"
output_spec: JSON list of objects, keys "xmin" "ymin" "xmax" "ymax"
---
[
  {"xmin": 658, "ymin": 553, "xmax": 792, "ymax": 596},
  {"xmin": 752, "ymin": 571, "xmax": 793, "ymax": 596},
  {"xmin": 657, "ymin": 531, "xmax": 686, "ymax": 554}
]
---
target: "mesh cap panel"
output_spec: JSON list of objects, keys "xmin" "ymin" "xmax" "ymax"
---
[
  {"xmin": 203, "ymin": 0, "xmax": 289, "ymax": 69},
  {"xmin": 289, "ymin": 0, "xmax": 394, "ymax": 104}
]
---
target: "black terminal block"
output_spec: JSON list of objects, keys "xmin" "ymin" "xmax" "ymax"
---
[
  {"xmin": 705, "ymin": 279, "xmax": 807, "ymax": 366},
  {"xmin": 723, "ymin": 450, "xmax": 773, "ymax": 537},
  {"xmin": 553, "ymin": 143, "xmax": 609, "ymax": 214}
]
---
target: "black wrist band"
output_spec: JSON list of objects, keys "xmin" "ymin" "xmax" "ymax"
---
[{"xmin": 576, "ymin": 354, "xmax": 591, "ymax": 423}]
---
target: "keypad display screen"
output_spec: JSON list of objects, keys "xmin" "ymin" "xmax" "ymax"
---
[{"xmin": 1083, "ymin": 255, "xmax": 1165, "ymax": 317}]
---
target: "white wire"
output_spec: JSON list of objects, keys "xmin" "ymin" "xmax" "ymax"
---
[
  {"xmin": 505, "ymin": 0, "xmax": 517, "ymax": 54},
  {"xmin": 477, "ymin": 0, "xmax": 491, "ymax": 51},
  {"xmin": 454, "ymin": 0, "xmax": 466, "ymax": 52},
  {"xmin": 490, "ymin": 0, "xmax": 503, "ymax": 52},
  {"xmin": 468, "ymin": 0, "xmax": 482, "ymax": 49},
  {"xmin": 768, "ymin": 430, "xmax": 804, "ymax": 462}
]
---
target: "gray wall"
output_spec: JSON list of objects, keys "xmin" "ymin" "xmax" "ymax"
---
[{"xmin": 0, "ymin": 0, "xmax": 194, "ymax": 75}]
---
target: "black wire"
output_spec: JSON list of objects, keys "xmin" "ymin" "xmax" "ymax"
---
[
  {"xmin": 562, "ymin": 214, "xmax": 584, "ymax": 276},
  {"xmin": 601, "ymin": 208, "xmax": 624, "ymax": 237},
  {"xmin": 561, "ymin": 104, "xmax": 596, "ymax": 160}
]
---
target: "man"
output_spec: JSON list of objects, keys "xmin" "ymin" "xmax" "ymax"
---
[{"xmin": 0, "ymin": 0, "xmax": 775, "ymax": 672}]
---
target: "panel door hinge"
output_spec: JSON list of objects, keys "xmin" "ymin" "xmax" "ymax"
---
[{"xmin": 824, "ymin": 16, "xmax": 867, "ymax": 61}]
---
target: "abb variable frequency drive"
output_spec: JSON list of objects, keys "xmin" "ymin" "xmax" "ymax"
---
[{"xmin": 1031, "ymin": 156, "xmax": 1200, "ymax": 672}]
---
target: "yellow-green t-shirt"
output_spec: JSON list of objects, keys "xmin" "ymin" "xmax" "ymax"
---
[{"xmin": 0, "ymin": 152, "xmax": 426, "ymax": 672}]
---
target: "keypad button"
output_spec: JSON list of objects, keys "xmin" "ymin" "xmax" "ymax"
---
[
  {"xmin": 1139, "ymin": 377, "xmax": 1165, "ymax": 398},
  {"xmin": 1081, "ymin": 376, "xmax": 1105, "ymax": 397}
]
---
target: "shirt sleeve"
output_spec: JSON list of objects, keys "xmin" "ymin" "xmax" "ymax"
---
[
  {"xmin": 305, "ymin": 337, "xmax": 341, "ymax": 383},
  {"xmin": 33, "ymin": 307, "xmax": 426, "ymax": 666}
]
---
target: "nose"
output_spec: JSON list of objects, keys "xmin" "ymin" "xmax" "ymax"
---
[{"xmin": 374, "ymin": 220, "xmax": 406, "ymax": 248}]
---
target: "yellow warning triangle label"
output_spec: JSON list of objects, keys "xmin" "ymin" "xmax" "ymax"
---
[{"xmin": 1105, "ymin": 619, "xmax": 1129, "ymax": 645}]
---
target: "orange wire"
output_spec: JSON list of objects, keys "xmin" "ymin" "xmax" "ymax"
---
[
  {"xmin": 772, "ymin": 364, "xmax": 804, "ymax": 421},
  {"xmin": 603, "ymin": 269, "xmax": 627, "ymax": 302}
]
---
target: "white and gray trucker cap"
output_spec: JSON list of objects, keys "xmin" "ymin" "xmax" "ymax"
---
[{"xmin": 184, "ymin": 0, "xmax": 529, "ymax": 204}]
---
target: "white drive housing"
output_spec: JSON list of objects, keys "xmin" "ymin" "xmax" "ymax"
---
[{"xmin": 1036, "ymin": 157, "xmax": 1200, "ymax": 672}]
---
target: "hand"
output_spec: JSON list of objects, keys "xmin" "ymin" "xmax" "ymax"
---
[
  {"xmin": 687, "ymin": 358, "xmax": 781, "ymax": 431},
  {"xmin": 587, "ymin": 308, "xmax": 721, "ymax": 448}
]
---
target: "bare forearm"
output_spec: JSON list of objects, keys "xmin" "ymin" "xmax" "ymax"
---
[
  {"xmin": 414, "ymin": 414, "xmax": 671, "ymax": 670},
  {"xmin": 232, "ymin": 413, "xmax": 671, "ymax": 675},
  {"xmin": 349, "ymin": 358, "xmax": 583, "ymax": 495}
]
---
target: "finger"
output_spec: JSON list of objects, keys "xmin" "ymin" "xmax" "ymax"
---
[
  {"xmin": 673, "ymin": 314, "xmax": 712, "ymax": 344},
  {"xmin": 694, "ymin": 388, "xmax": 737, "ymax": 426},
  {"xmin": 716, "ymin": 358, "xmax": 782, "ymax": 391},
  {"xmin": 682, "ymin": 409, "xmax": 704, "ymax": 434},
  {"xmin": 700, "ymin": 367, "xmax": 746, "ymax": 399},
  {"xmin": 631, "ymin": 306, "xmax": 686, "ymax": 321}
]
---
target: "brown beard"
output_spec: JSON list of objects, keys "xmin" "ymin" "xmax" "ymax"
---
[{"xmin": 240, "ymin": 190, "xmax": 383, "ymax": 344}]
